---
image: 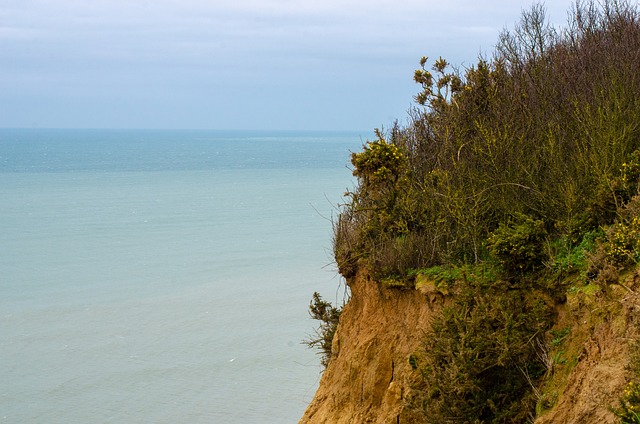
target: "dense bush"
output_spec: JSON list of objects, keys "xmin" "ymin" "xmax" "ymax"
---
[
  {"xmin": 412, "ymin": 284, "xmax": 554, "ymax": 423},
  {"xmin": 336, "ymin": 0, "xmax": 640, "ymax": 281},
  {"xmin": 487, "ymin": 213, "xmax": 548, "ymax": 275}
]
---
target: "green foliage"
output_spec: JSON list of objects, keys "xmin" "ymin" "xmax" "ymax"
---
[
  {"xmin": 304, "ymin": 292, "xmax": 341, "ymax": 368},
  {"xmin": 551, "ymin": 229, "xmax": 602, "ymax": 276},
  {"xmin": 620, "ymin": 150, "xmax": 640, "ymax": 201},
  {"xmin": 605, "ymin": 216, "xmax": 640, "ymax": 265},
  {"xmin": 613, "ymin": 340, "xmax": 640, "ymax": 423},
  {"xmin": 586, "ymin": 194, "xmax": 640, "ymax": 283},
  {"xmin": 550, "ymin": 327, "xmax": 570, "ymax": 347},
  {"xmin": 332, "ymin": 206, "xmax": 363, "ymax": 278},
  {"xmin": 414, "ymin": 265, "xmax": 464, "ymax": 287},
  {"xmin": 413, "ymin": 262, "xmax": 500, "ymax": 289},
  {"xmin": 411, "ymin": 284, "xmax": 554, "ymax": 423},
  {"xmin": 613, "ymin": 381, "xmax": 640, "ymax": 424},
  {"xmin": 414, "ymin": 55, "xmax": 463, "ymax": 110},
  {"xmin": 370, "ymin": 233, "xmax": 438, "ymax": 286},
  {"xmin": 351, "ymin": 130, "xmax": 406, "ymax": 190},
  {"xmin": 487, "ymin": 214, "xmax": 548, "ymax": 274}
]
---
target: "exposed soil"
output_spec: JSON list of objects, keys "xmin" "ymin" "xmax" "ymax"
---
[{"xmin": 299, "ymin": 271, "xmax": 441, "ymax": 423}]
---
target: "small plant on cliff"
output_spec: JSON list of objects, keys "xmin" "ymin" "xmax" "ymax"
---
[
  {"xmin": 613, "ymin": 381, "xmax": 640, "ymax": 423},
  {"xmin": 304, "ymin": 292, "xmax": 341, "ymax": 368},
  {"xmin": 586, "ymin": 194, "xmax": 640, "ymax": 283}
]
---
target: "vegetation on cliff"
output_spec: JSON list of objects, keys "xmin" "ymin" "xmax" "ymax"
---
[
  {"xmin": 337, "ymin": 0, "xmax": 640, "ymax": 281},
  {"xmin": 317, "ymin": 0, "xmax": 640, "ymax": 422},
  {"xmin": 304, "ymin": 292, "xmax": 341, "ymax": 368}
]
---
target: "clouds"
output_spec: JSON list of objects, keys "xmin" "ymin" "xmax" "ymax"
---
[{"xmin": 0, "ymin": 0, "xmax": 575, "ymax": 130}]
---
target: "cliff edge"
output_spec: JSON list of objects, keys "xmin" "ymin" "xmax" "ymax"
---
[{"xmin": 300, "ymin": 270, "xmax": 441, "ymax": 424}]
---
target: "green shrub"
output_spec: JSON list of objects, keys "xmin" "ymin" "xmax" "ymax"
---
[
  {"xmin": 413, "ymin": 265, "xmax": 463, "ymax": 288},
  {"xmin": 487, "ymin": 214, "xmax": 548, "ymax": 274},
  {"xmin": 304, "ymin": 292, "xmax": 342, "ymax": 368},
  {"xmin": 620, "ymin": 150, "xmax": 640, "ymax": 202},
  {"xmin": 411, "ymin": 284, "xmax": 554, "ymax": 422},
  {"xmin": 369, "ymin": 233, "xmax": 439, "ymax": 286},
  {"xmin": 332, "ymin": 205, "xmax": 363, "ymax": 278},
  {"xmin": 591, "ymin": 192, "xmax": 640, "ymax": 269},
  {"xmin": 413, "ymin": 263, "xmax": 500, "ymax": 289},
  {"xmin": 605, "ymin": 216, "xmax": 640, "ymax": 265},
  {"xmin": 351, "ymin": 130, "xmax": 405, "ymax": 191}
]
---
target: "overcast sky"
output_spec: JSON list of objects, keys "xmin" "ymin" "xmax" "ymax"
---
[{"xmin": 0, "ymin": 0, "xmax": 576, "ymax": 130}]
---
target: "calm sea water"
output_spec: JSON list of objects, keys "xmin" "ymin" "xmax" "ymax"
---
[{"xmin": 0, "ymin": 129, "xmax": 364, "ymax": 423}]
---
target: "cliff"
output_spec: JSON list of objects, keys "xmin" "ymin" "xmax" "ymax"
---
[
  {"xmin": 299, "ymin": 270, "xmax": 440, "ymax": 423},
  {"xmin": 300, "ymin": 270, "xmax": 640, "ymax": 423},
  {"xmin": 300, "ymin": 2, "xmax": 640, "ymax": 421}
]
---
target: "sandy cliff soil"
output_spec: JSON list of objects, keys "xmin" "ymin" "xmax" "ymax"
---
[
  {"xmin": 535, "ymin": 277, "xmax": 640, "ymax": 424},
  {"xmin": 299, "ymin": 270, "xmax": 442, "ymax": 424}
]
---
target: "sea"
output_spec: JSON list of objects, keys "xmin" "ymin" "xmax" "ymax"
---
[{"xmin": 0, "ymin": 128, "xmax": 366, "ymax": 423}]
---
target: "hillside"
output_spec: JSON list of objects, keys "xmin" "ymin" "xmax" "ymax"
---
[{"xmin": 301, "ymin": 1, "xmax": 640, "ymax": 423}]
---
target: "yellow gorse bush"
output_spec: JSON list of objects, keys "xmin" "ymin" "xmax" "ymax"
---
[
  {"xmin": 613, "ymin": 381, "xmax": 640, "ymax": 423},
  {"xmin": 605, "ymin": 216, "xmax": 640, "ymax": 264}
]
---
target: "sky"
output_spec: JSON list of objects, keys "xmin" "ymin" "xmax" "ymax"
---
[{"xmin": 0, "ymin": 0, "xmax": 577, "ymax": 131}]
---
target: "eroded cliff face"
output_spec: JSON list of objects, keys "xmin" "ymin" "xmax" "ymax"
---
[
  {"xmin": 534, "ymin": 278, "xmax": 640, "ymax": 424},
  {"xmin": 300, "ymin": 269, "xmax": 640, "ymax": 424},
  {"xmin": 299, "ymin": 270, "xmax": 443, "ymax": 424}
]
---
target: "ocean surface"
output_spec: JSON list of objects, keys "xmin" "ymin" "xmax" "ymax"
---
[{"xmin": 0, "ymin": 129, "xmax": 365, "ymax": 423}]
